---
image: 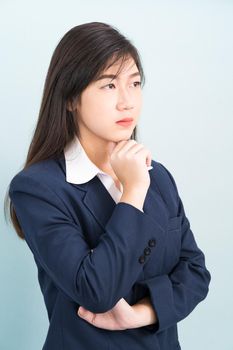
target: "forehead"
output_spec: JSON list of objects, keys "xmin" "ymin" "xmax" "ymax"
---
[{"xmin": 103, "ymin": 56, "xmax": 138, "ymax": 75}]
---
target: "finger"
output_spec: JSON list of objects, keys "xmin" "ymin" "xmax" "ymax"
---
[
  {"xmin": 77, "ymin": 306, "xmax": 85, "ymax": 317},
  {"xmin": 112, "ymin": 140, "xmax": 138, "ymax": 156},
  {"xmin": 146, "ymin": 153, "xmax": 152, "ymax": 167},
  {"xmin": 78, "ymin": 307, "xmax": 96, "ymax": 324},
  {"xmin": 111, "ymin": 140, "xmax": 130, "ymax": 155},
  {"xmin": 124, "ymin": 143, "xmax": 144, "ymax": 155},
  {"xmin": 78, "ymin": 306, "xmax": 89, "ymax": 318},
  {"xmin": 134, "ymin": 148, "xmax": 152, "ymax": 166}
]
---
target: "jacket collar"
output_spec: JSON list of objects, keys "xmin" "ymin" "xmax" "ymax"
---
[
  {"xmin": 57, "ymin": 136, "xmax": 121, "ymax": 228},
  {"xmin": 57, "ymin": 137, "xmax": 165, "ymax": 231}
]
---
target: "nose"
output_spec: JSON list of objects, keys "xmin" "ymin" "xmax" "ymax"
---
[{"xmin": 116, "ymin": 87, "xmax": 134, "ymax": 111}]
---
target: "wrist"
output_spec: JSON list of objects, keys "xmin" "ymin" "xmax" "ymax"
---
[
  {"xmin": 123, "ymin": 185, "xmax": 148, "ymax": 195},
  {"xmin": 132, "ymin": 297, "xmax": 157, "ymax": 328},
  {"xmin": 119, "ymin": 188, "xmax": 147, "ymax": 212}
]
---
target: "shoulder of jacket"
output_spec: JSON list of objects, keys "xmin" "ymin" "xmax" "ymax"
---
[
  {"xmin": 150, "ymin": 159, "xmax": 179, "ymax": 213},
  {"xmin": 150, "ymin": 159, "xmax": 177, "ymax": 189},
  {"xmin": 9, "ymin": 158, "xmax": 64, "ymax": 194}
]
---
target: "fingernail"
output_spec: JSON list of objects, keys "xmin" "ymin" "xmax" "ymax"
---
[{"xmin": 78, "ymin": 308, "xmax": 83, "ymax": 316}]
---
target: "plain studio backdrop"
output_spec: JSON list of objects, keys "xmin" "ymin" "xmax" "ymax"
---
[{"xmin": 0, "ymin": 1, "xmax": 232, "ymax": 349}]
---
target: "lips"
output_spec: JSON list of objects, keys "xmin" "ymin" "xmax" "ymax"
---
[{"xmin": 116, "ymin": 118, "xmax": 133, "ymax": 122}]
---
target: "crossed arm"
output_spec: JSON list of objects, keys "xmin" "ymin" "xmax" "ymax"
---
[{"xmin": 77, "ymin": 296, "xmax": 157, "ymax": 330}]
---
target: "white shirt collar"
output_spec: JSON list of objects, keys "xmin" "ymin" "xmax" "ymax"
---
[
  {"xmin": 64, "ymin": 135, "xmax": 107, "ymax": 184},
  {"xmin": 64, "ymin": 135, "xmax": 153, "ymax": 185}
]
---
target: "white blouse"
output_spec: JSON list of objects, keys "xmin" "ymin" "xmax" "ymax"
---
[{"xmin": 64, "ymin": 135, "xmax": 153, "ymax": 204}]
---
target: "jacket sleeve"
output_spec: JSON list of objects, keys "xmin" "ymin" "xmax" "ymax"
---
[
  {"xmin": 137, "ymin": 164, "xmax": 211, "ymax": 333},
  {"xmin": 9, "ymin": 173, "xmax": 168, "ymax": 314}
]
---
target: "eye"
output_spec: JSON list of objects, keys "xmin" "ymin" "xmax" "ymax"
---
[
  {"xmin": 105, "ymin": 83, "xmax": 115, "ymax": 89},
  {"xmin": 102, "ymin": 81, "xmax": 142, "ymax": 90},
  {"xmin": 132, "ymin": 81, "xmax": 141, "ymax": 87}
]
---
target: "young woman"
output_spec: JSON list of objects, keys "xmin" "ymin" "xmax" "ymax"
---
[{"xmin": 5, "ymin": 22, "xmax": 211, "ymax": 350}]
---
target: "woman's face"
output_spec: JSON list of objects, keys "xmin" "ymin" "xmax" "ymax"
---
[{"xmin": 75, "ymin": 56, "xmax": 143, "ymax": 143}]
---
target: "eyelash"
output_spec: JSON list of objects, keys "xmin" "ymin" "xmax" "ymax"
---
[{"xmin": 103, "ymin": 81, "xmax": 142, "ymax": 89}]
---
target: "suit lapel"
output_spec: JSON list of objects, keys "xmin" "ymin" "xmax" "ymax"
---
[
  {"xmin": 82, "ymin": 176, "xmax": 117, "ymax": 229},
  {"xmin": 57, "ymin": 154, "xmax": 168, "ymax": 231},
  {"xmin": 57, "ymin": 154, "xmax": 116, "ymax": 229}
]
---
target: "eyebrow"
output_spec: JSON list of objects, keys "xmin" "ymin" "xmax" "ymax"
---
[{"xmin": 95, "ymin": 71, "xmax": 141, "ymax": 81}]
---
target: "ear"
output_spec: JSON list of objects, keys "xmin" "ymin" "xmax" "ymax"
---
[
  {"xmin": 66, "ymin": 100, "xmax": 73, "ymax": 112},
  {"xmin": 66, "ymin": 96, "xmax": 80, "ymax": 112}
]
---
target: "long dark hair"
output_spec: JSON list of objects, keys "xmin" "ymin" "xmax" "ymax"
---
[{"xmin": 4, "ymin": 21, "xmax": 146, "ymax": 239}]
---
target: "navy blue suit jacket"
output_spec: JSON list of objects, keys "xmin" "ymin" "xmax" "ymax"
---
[{"xmin": 9, "ymin": 155, "xmax": 211, "ymax": 350}]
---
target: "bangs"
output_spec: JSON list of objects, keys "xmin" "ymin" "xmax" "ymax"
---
[{"xmin": 93, "ymin": 50, "xmax": 145, "ymax": 86}]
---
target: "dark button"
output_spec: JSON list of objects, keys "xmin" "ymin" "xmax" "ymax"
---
[
  {"xmin": 138, "ymin": 255, "xmax": 146, "ymax": 264},
  {"xmin": 144, "ymin": 247, "xmax": 151, "ymax": 255},
  {"xmin": 148, "ymin": 239, "xmax": 156, "ymax": 247}
]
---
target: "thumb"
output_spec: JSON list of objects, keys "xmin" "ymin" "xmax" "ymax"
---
[
  {"xmin": 78, "ymin": 306, "xmax": 87, "ymax": 317},
  {"xmin": 107, "ymin": 141, "xmax": 118, "ymax": 156}
]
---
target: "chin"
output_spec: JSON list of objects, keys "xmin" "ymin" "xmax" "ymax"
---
[
  {"xmin": 105, "ymin": 127, "xmax": 136, "ymax": 143},
  {"xmin": 114, "ymin": 134, "xmax": 132, "ymax": 142}
]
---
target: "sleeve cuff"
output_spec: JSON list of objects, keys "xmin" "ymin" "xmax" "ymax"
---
[{"xmin": 137, "ymin": 275, "xmax": 173, "ymax": 333}]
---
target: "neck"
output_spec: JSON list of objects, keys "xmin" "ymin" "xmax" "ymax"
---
[{"xmin": 78, "ymin": 134, "xmax": 117, "ymax": 173}]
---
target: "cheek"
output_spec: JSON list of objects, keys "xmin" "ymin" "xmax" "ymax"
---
[
  {"xmin": 80, "ymin": 103, "xmax": 113, "ymax": 129},
  {"xmin": 134, "ymin": 91, "xmax": 143, "ymax": 106},
  {"xmin": 84, "ymin": 94, "xmax": 115, "ymax": 119},
  {"xmin": 96, "ymin": 93, "xmax": 115, "ymax": 110}
]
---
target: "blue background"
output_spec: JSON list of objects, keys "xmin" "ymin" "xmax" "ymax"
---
[{"xmin": 1, "ymin": 1, "xmax": 232, "ymax": 349}]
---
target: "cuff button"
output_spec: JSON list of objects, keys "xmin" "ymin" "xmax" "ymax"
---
[
  {"xmin": 148, "ymin": 239, "xmax": 156, "ymax": 247},
  {"xmin": 138, "ymin": 255, "xmax": 146, "ymax": 264},
  {"xmin": 144, "ymin": 247, "xmax": 151, "ymax": 255}
]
